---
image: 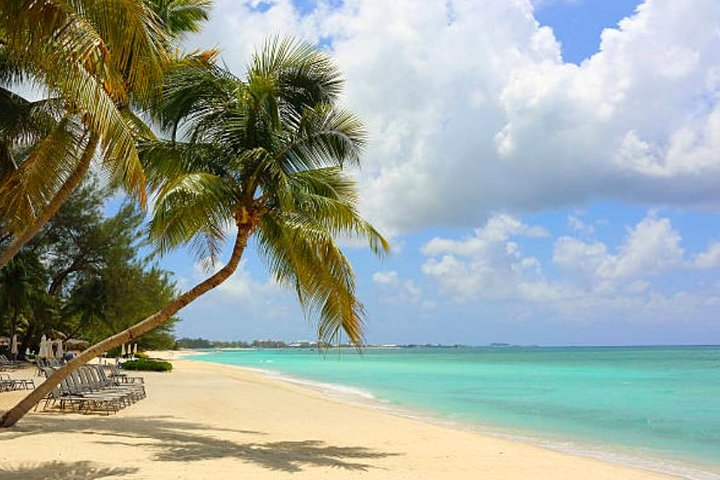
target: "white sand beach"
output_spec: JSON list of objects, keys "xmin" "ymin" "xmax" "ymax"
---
[{"xmin": 0, "ymin": 358, "xmax": 677, "ymax": 479}]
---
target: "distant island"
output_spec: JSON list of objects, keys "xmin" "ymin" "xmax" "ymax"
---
[{"xmin": 175, "ymin": 337, "xmax": 533, "ymax": 350}]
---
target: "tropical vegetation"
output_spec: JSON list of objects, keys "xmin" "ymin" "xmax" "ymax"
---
[
  {"xmin": 0, "ymin": 32, "xmax": 388, "ymax": 428},
  {"xmin": 0, "ymin": 179, "xmax": 178, "ymax": 358},
  {"xmin": 0, "ymin": 0, "xmax": 214, "ymax": 269},
  {"xmin": 0, "ymin": 0, "xmax": 169, "ymax": 269},
  {"xmin": 1, "ymin": 0, "xmax": 387, "ymax": 429},
  {"xmin": 121, "ymin": 358, "xmax": 173, "ymax": 372}
]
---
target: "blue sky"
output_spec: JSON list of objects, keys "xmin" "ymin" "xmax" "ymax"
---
[{"xmin": 139, "ymin": 0, "xmax": 720, "ymax": 346}]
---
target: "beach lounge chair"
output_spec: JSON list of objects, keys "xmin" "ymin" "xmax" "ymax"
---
[
  {"xmin": 109, "ymin": 364, "xmax": 145, "ymax": 384},
  {"xmin": 70, "ymin": 369, "xmax": 134, "ymax": 406},
  {"xmin": 0, "ymin": 354, "xmax": 21, "ymax": 370},
  {"xmin": 79, "ymin": 367, "xmax": 141, "ymax": 403},
  {"xmin": 38, "ymin": 367, "xmax": 133, "ymax": 415},
  {"xmin": 90, "ymin": 365, "xmax": 145, "ymax": 399},
  {"xmin": 37, "ymin": 363, "xmax": 148, "ymax": 415},
  {"xmin": 39, "ymin": 380, "xmax": 88, "ymax": 413},
  {"xmin": 0, "ymin": 373, "xmax": 35, "ymax": 392}
]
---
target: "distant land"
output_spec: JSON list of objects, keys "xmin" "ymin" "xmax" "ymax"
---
[{"xmin": 175, "ymin": 337, "xmax": 540, "ymax": 349}]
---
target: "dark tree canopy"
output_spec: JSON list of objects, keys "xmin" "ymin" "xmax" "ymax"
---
[{"xmin": 0, "ymin": 179, "xmax": 179, "ymax": 357}]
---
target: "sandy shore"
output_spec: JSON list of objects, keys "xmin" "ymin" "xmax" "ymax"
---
[{"xmin": 0, "ymin": 358, "xmax": 678, "ymax": 479}]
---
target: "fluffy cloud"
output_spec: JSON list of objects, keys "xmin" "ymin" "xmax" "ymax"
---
[
  {"xmin": 566, "ymin": 213, "xmax": 595, "ymax": 236},
  {"xmin": 553, "ymin": 214, "xmax": 684, "ymax": 281},
  {"xmin": 372, "ymin": 270, "xmax": 399, "ymax": 285},
  {"xmin": 693, "ymin": 242, "xmax": 720, "ymax": 268},
  {"xmin": 420, "ymin": 212, "xmax": 720, "ymax": 322},
  {"xmin": 421, "ymin": 214, "xmax": 548, "ymax": 301},
  {"xmin": 372, "ymin": 270, "xmax": 423, "ymax": 305},
  {"xmin": 187, "ymin": 0, "xmax": 720, "ymax": 233}
]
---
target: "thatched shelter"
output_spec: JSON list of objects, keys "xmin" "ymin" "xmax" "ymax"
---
[{"xmin": 64, "ymin": 339, "xmax": 89, "ymax": 350}]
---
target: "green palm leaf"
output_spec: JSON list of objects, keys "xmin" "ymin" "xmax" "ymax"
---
[{"xmin": 145, "ymin": 0, "xmax": 212, "ymax": 38}]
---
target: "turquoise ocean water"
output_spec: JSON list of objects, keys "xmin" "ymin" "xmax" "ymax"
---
[{"xmin": 191, "ymin": 346, "xmax": 720, "ymax": 478}]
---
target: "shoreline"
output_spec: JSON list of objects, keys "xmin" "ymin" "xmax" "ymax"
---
[
  {"xmin": 0, "ymin": 357, "xmax": 702, "ymax": 479},
  {"xmin": 183, "ymin": 356, "xmax": 719, "ymax": 480}
]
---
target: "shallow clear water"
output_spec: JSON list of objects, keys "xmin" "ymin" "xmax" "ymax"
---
[{"xmin": 191, "ymin": 346, "xmax": 720, "ymax": 477}]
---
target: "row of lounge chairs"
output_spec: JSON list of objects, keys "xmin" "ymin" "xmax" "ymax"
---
[
  {"xmin": 0, "ymin": 373, "xmax": 35, "ymax": 392},
  {"xmin": 0, "ymin": 355, "xmax": 36, "ymax": 392},
  {"xmin": 40, "ymin": 365, "xmax": 145, "ymax": 415}
]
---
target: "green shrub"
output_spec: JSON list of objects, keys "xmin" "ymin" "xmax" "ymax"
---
[{"xmin": 121, "ymin": 359, "xmax": 172, "ymax": 372}]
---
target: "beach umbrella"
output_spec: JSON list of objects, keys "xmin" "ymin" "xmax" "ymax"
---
[
  {"xmin": 133, "ymin": 344, "xmax": 138, "ymax": 355},
  {"xmin": 55, "ymin": 340, "xmax": 63, "ymax": 360},
  {"xmin": 121, "ymin": 344, "xmax": 126, "ymax": 357},
  {"xmin": 38, "ymin": 335, "xmax": 47, "ymax": 359},
  {"xmin": 10, "ymin": 334, "xmax": 18, "ymax": 358}
]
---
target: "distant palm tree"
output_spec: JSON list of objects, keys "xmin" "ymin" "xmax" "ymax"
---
[{"xmin": 0, "ymin": 38, "xmax": 388, "ymax": 428}]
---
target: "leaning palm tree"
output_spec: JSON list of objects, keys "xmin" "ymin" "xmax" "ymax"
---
[
  {"xmin": 0, "ymin": 38, "xmax": 388, "ymax": 428},
  {"xmin": 0, "ymin": 0, "xmax": 181, "ymax": 269}
]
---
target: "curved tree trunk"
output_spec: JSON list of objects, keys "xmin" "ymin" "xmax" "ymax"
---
[
  {"xmin": 0, "ymin": 134, "xmax": 99, "ymax": 270},
  {"xmin": 48, "ymin": 267, "xmax": 76, "ymax": 296},
  {"xmin": 0, "ymin": 223, "xmax": 252, "ymax": 428}
]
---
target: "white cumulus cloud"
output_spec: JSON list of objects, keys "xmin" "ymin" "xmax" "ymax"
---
[
  {"xmin": 185, "ymin": 0, "xmax": 720, "ymax": 235},
  {"xmin": 420, "ymin": 212, "xmax": 720, "ymax": 323},
  {"xmin": 553, "ymin": 214, "xmax": 684, "ymax": 281},
  {"xmin": 372, "ymin": 270, "xmax": 423, "ymax": 304}
]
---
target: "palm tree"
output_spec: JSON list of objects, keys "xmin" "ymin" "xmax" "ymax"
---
[
  {"xmin": 0, "ymin": 86, "xmax": 91, "ymax": 266},
  {"xmin": 0, "ymin": 0, "xmax": 213, "ymax": 270},
  {"xmin": 0, "ymin": 38, "xmax": 388, "ymax": 428}
]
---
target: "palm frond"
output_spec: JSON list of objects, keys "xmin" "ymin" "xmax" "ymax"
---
[
  {"xmin": 151, "ymin": 52, "xmax": 237, "ymax": 139},
  {"xmin": 0, "ymin": 117, "xmax": 87, "ymax": 233},
  {"xmin": 258, "ymin": 212, "xmax": 365, "ymax": 346},
  {"xmin": 139, "ymin": 139, "xmax": 227, "ymax": 190},
  {"xmin": 0, "ymin": 0, "xmax": 172, "ymax": 204},
  {"xmin": 145, "ymin": 0, "xmax": 212, "ymax": 38},
  {"xmin": 66, "ymin": 0, "xmax": 169, "ymax": 103},
  {"xmin": 149, "ymin": 172, "xmax": 236, "ymax": 264},
  {"xmin": 279, "ymin": 103, "xmax": 367, "ymax": 172},
  {"xmin": 251, "ymin": 37, "xmax": 344, "ymax": 110},
  {"xmin": 289, "ymin": 168, "xmax": 390, "ymax": 256},
  {"xmin": 52, "ymin": 59, "xmax": 147, "ymax": 203},
  {"xmin": 0, "ymin": 88, "xmax": 64, "ymax": 148}
]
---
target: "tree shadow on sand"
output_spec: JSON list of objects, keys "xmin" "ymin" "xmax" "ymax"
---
[
  {"xmin": 0, "ymin": 461, "xmax": 138, "ymax": 480},
  {"xmin": 0, "ymin": 415, "xmax": 398, "ymax": 473}
]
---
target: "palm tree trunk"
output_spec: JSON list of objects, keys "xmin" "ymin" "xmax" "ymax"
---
[
  {"xmin": 0, "ymin": 223, "xmax": 252, "ymax": 428},
  {"xmin": 48, "ymin": 267, "xmax": 75, "ymax": 296},
  {"xmin": 0, "ymin": 134, "xmax": 99, "ymax": 270}
]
